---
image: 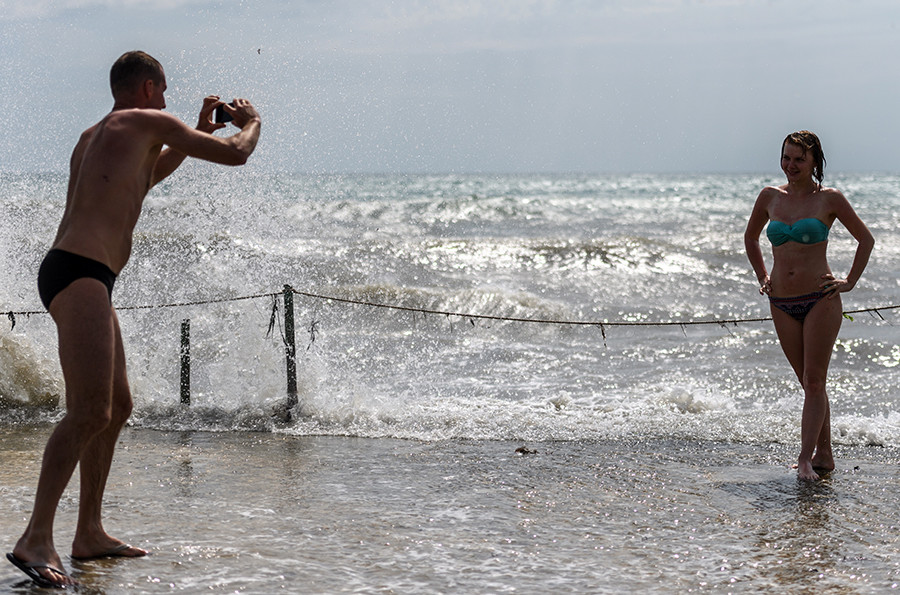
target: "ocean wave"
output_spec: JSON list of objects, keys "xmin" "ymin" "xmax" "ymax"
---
[
  {"xmin": 3, "ymin": 172, "xmax": 900, "ymax": 454},
  {"xmin": 0, "ymin": 332, "xmax": 60, "ymax": 409}
]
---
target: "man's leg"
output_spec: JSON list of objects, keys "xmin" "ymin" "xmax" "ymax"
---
[
  {"xmin": 72, "ymin": 309, "xmax": 148, "ymax": 559},
  {"xmin": 12, "ymin": 280, "xmax": 118, "ymax": 586}
]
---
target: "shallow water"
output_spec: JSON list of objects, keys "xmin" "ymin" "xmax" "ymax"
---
[
  {"xmin": 2, "ymin": 427, "xmax": 899, "ymax": 593},
  {"xmin": 2, "ymin": 172, "xmax": 900, "ymax": 592}
]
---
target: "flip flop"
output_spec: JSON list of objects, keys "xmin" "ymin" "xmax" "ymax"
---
[
  {"xmin": 6, "ymin": 552, "xmax": 74, "ymax": 589},
  {"xmin": 71, "ymin": 543, "xmax": 147, "ymax": 561}
]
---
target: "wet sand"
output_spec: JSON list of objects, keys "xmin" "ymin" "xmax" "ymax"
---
[{"xmin": 2, "ymin": 425, "xmax": 899, "ymax": 593}]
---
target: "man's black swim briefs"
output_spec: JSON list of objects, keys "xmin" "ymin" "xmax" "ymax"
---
[{"xmin": 37, "ymin": 249, "xmax": 117, "ymax": 310}]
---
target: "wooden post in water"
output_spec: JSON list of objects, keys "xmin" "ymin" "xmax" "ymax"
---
[
  {"xmin": 283, "ymin": 285, "xmax": 298, "ymax": 414},
  {"xmin": 180, "ymin": 319, "xmax": 191, "ymax": 406}
]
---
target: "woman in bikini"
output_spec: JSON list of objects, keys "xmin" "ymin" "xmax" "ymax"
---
[{"xmin": 744, "ymin": 130, "xmax": 874, "ymax": 481}]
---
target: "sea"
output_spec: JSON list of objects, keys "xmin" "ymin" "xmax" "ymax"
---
[{"xmin": 1, "ymin": 169, "xmax": 899, "ymax": 593}]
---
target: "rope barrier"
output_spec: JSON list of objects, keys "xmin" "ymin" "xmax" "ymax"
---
[
  {"xmin": 116, "ymin": 291, "xmax": 280, "ymax": 311},
  {"xmin": 289, "ymin": 288, "xmax": 899, "ymax": 328},
  {"xmin": 289, "ymin": 288, "xmax": 769, "ymax": 327},
  {"xmin": 6, "ymin": 286, "xmax": 897, "ymax": 418},
  {"xmin": 4, "ymin": 288, "xmax": 899, "ymax": 332},
  {"xmin": 3, "ymin": 291, "xmax": 281, "ymax": 330}
]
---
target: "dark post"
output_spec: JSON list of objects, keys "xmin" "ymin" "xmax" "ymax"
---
[
  {"xmin": 283, "ymin": 285, "xmax": 298, "ymax": 412},
  {"xmin": 180, "ymin": 319, "xmax": 190, "ymax": 406}
]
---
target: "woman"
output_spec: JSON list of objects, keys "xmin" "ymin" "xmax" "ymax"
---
[{"xmin": 744, "ymin": 131, "xmax": 874, "ymax": 481}]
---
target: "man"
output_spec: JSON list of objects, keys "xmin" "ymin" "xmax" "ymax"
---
[{"xmin": 6, "ymin": 50, "xmax": 261, "ymax": 589}]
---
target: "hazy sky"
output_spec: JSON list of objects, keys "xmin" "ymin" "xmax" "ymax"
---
[{"xmin": 1, "ymin": 0, "xmax": 898, "ymax": 174}]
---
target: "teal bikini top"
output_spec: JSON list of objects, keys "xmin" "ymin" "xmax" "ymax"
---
[{"xmin": 766, "ymin": 218, "xmax": 830, "ymax": 246}]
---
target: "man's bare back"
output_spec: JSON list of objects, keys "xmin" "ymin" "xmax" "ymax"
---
[
  {"xmin": 53, "ymin": 112, "xmax": 164, "ymax": 273},
  {"xmin": 56, "ymin": 103, "xmax": 259, "ymax": 274}
]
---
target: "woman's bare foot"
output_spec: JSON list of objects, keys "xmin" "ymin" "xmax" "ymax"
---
[
  {"xmin": 811, "ymin": 453, "xmax": 835, "ymax": 473},
  {"xmin": 796, "ymin": 459, "xmax": 821, "ymax": 481}
]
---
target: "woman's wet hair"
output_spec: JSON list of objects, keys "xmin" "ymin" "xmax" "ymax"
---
[{"xmin": 782, "ymin": 130, "xmax": 826, "ymax": 184}]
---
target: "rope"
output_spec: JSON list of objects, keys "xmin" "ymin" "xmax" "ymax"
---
[
  {"xmin": 4, "ymin": 287, "xmax": 899, "ymax": 332},
  {"xmin": 2, "ymin": 291, "xmax": 280, "ymax": 331},
  {"xmin": 289, "ymin": 288, "xmax": 765, "ymax": 327},
  {"xmin": 289, "ymin": 288, "xmax": 898, "ymax": 327},
  {"xmin": 116, "ymin": 291, "xmax": 280, "ymax": 311}
]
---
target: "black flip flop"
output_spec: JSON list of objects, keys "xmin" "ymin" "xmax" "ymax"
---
[{"xmin": 6, "ymin": 552, "xmax": 74, "ymax": 589}]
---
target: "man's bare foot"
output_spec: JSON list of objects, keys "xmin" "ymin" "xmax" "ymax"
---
[
  {"xmin": 8, "ymin": 545, "xmax": 76, "ymax": 588},
  {"xmin": 796, "ymin": 459, "xmax": 821, "ymax": 481},
  {"xmin": 71, "ymin": 536, "xmax": 149, "ymax": 561}
]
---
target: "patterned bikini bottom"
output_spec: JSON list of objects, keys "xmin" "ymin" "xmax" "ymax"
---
[{"xmin": 768, "ymin": 291, "xmax": 826, "ymax": 322}]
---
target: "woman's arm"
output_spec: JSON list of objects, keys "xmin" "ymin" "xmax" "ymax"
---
[
  {"xmin": 823, "ymin": 191, "xmax": 874, "ymax": 294},
  {"xmin": 744, "ymin": 188, "xmax": 773, "ymax": 294}
]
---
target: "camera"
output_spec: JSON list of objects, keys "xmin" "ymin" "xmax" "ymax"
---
[{"xmin": 215, "ymin": 102, "xmax": 235, "ymax": 124}]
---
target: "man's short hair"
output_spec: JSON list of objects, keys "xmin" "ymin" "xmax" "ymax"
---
[{"xmin": 110, "ymin": 51, "xmax": 164, "ymax": 98}]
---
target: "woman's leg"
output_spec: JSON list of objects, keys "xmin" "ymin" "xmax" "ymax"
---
[
  {"xmin": 770, "ymin": 296, "xmax": 841, "ymax": 480},
  {"xmin": 771, "ymin": 307, "xmax": 805, "ymax": 384},
  {"xmin": 799, "ymin": 295, "xmax": 842, "ymax": 478}
]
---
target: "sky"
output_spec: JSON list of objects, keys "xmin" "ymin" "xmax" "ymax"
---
[{"xmin": 1, "ymin": 0, "xmax": 899, "ymax": 174}]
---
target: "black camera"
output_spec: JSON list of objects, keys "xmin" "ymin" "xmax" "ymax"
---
[{"xmin": 214, "ymin": 102, "xmax": 235, "ymax": 124}]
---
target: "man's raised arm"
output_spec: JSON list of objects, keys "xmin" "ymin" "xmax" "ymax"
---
[{"xmin": 151, "ymin": 96, "xmax": 261, "ymax": 186}]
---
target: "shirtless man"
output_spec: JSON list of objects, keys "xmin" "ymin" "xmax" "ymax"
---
[{"xmin": 6, "ymin": 51, "xmax": 260, "ymax": 589}]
